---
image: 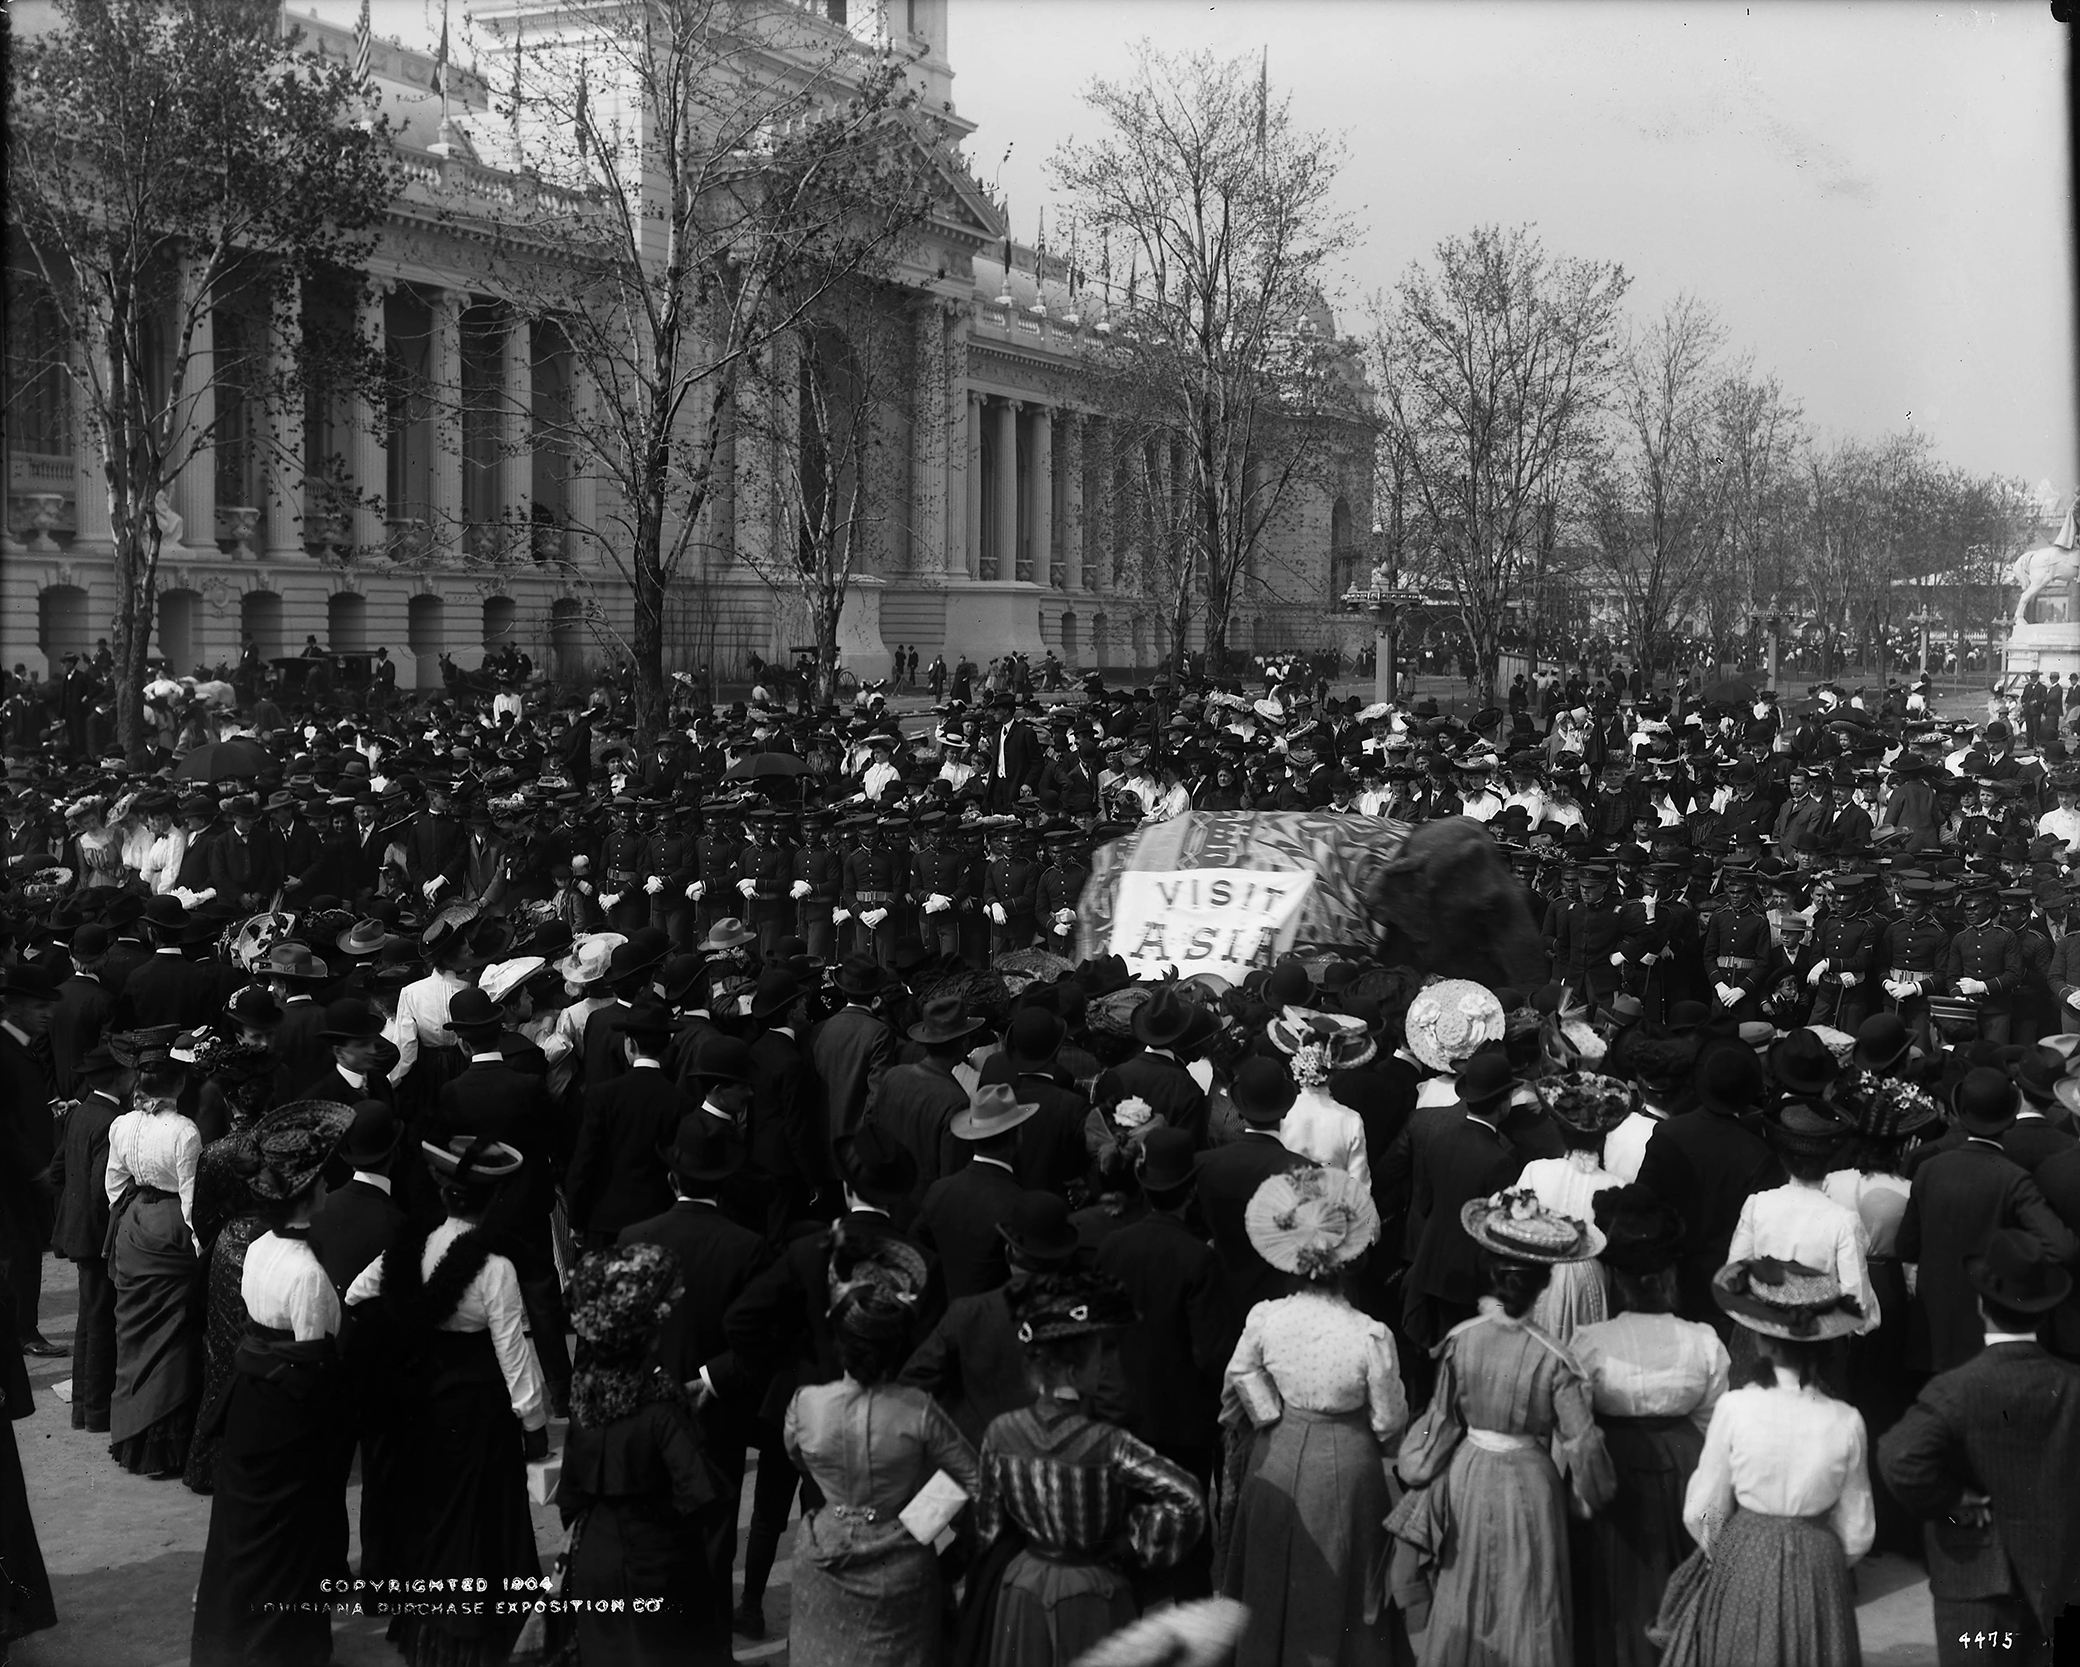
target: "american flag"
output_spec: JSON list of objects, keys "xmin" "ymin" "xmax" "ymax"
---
[
  {"xmin": 432, "ymin": 2, "xmax": 449, "ymax": 103},
  {"xmin": 352, "ymin": 0, "xmax": 370, "ymax": 81}
]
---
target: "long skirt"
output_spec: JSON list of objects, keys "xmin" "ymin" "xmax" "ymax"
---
[
  {"xmin": 1847, "ymin": 1258, "xmax": 1919, "ymax": 1558},
  {"xmin": 790, "ymin": 1507, "xmax": 945, "ymax": 1667},
  {"xmin": 1578, "ymin": 1415, "xmax": 1704, "ymax": 1667},
  {"xmin": 185, "ymin": 1215, "xmax": 264, "ymax": 1494},
  {"xmin": 990, "ymin": 1550, "xmax": 1136, "ymax": 1667},
  {"xmin": 1222, "ymin": 1406, "xmax": 1396, "ymax": 1667},
  {"xmin": 190, "ymin": 1350, "xmax": 350, "ymax": 1667},
  {"xmin": 385, "ymin": 1329, "xmax": 541, "ymax": 1667},
  {"xmin": 0, "ymin": 1412, "xmax": 56, "ymax": 1644},
  {"xmin": 1531, "ymin": 1260, "xmax": 1610, "ymax": 1344},
  {"xmin": 1388, "ymin": 1438, "xmax": 1574, "ymax": 1667},
  {"xmin": 1651, "ymin": 1508, "xmax": 1860, "ymax": 1667},
  {"xmin": 567, "ymin": 1497, "xmax": 719, "ymax": 1667},
  {"xmin": 108, "ymin": 1190, "xmax": 201, "ymax": 1476}
]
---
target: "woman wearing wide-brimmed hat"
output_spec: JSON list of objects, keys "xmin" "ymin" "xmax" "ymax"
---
[
  {"xmin": 1218, "ymin": 1166, "xmax": 1407, "ymax": 1667},
  {"xmin": 970, "ymin": 1271, "xmax": 1204, "ymax": 1667},
  {"xmin": 1386, "ymin": 1189, "xmax": 1615, "ymax": 1667},
  {"xmin": 785, "ymin": 1251, "xmax": 976, "ymax": 1667},
  {"xmin": 1568, "ymin": 1187, "xmax": 1730, "ymax": 1667},
  {"xmin": 190, "ymin": 1099, "xmax": 354, "ymax": 1667},
  {"xmin": 1518, "ymin": 1072, "xmax": 1632, "ymax": 1341},
  {"xmin": 553, "ymin": 1242, "xmax": 726, "ymax": 1667},
  {"xmin": 1649, "ymin": 1258, "xmax": 1873, "ymax": 1667}
]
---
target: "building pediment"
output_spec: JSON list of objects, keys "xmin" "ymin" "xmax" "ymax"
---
[{"xmin": 929, "ymin": 157, "xmax": 1005, "ymax": 248}]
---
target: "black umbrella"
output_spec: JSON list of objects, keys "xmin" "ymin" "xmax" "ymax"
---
[
  {"xmin": 1702, "ymin": 677, "xmax": 1757, "ymax": 708},
  {"xmin": 722, "ymin": 751, "xmax": 813, "ymax": 781},
  {"xmin": 174, "ymin": 736, "xmax": 273, "ymax": 782}
]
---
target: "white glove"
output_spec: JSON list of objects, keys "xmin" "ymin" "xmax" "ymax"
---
[
  {"xmin": 172, "ymin": 887, "xmax": 200, "ymax": 908},
  {"xmin": 2066, "ymin": 989, "xmax": 2080, "ymax": 1010},
  {"xmin": 988, "ymin": 902, "xmax": 1007, "ymax": 925},
  {"xmin": 790, "ymin": 880, "xmax": 812, "ymax": 900},
  {"xmin": 862, "ymin": 907, "xmax": 888, "ymax": 928},
  {"xmin": 1958, "ymin": 977, "xmax": 1985, "ymax": 996},
  {"xmin": 578, "ymin": 881, "xmax": 595, "ymax": 897},
  {"xmin": 924, "ymin": 893, "xmax": 950, "ymax": 915},
  {"xmin": 1839, "ymin": 972, "xmax": 1859, "ymax": 988},
  {"xmin": 1885, "ymin": 978, "xmax": 1914, "ymax": 1000},
  {"xmin": 1714, "ymin": 981, "xmax": 1740, "ymax": 1007},
  {"xmin": 600, "ymin": 891, "xmax": 622, "ymax": 912},
  {"xmin": 421, "ymin": 877, "xmax": 441, "ymax": 902},
  {"xmin": 1806, "ymin": 961, "xmax": 1828, "ymax": 986},
  {"xmin": 687, "ymin": 880, "xmax": 706, "ymax": 900},
  {"xmin": 644, "ymin": 875, "xmax": 664, "ymax": 895},
  {"xmin": 1640, "ymin": 952, "xmax": 1658, "ymax": 966},
  {"xmin": 1055, "ymin": 908, "xmax": 1076, "ymax": 926},
  {"xmin": 737, "ymin": 877, "xmax": 758, "ymax": 897},
  {"xmin": 1609, "ymin": 952, "xmax": 1626, "ymax": 968},
  {"xmin": 832, "ymin": 907, "xmax": 852, "ymax": 924}
]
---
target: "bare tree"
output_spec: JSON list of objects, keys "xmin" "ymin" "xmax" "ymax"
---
[
  {"xmin": 7, "ymin": 0, "xmax": 398, "ymax": 759},
  {"xmin": 459, "ymin": 0, "xmax": 949, "ymax": 737},
  {"xmin": 1053, "ymin": 43, "xmax": 1361, "ymax": 674},
  {"xmin": 1370, "ymin": 224, "xmax": 1631, "ymax": 703}
]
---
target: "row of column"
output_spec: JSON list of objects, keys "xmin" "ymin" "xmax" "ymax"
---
[{"xmin": 959, "ymin": 388, "xmax": 1097, "ymax": 589}]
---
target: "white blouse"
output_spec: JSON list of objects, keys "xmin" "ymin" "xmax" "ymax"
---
[
  {"xmin": 1682, "ymin": 1374, "xmax": 1874, "ymax": 1561},
  {"xmin": 138, "ymin": 827, "xmax": 187, "ymax": 894},
  {"xmin": 1602, "ymin": 1109, "xmax": 1668, "ymax": 1186},
  {"xmin": 345, "ymin": 1216, "xmax": 547, "ymax": 1431},
  {"xmin": 1224, "ymin": 1290, "xmax": 1407, "ymax": 1446},
  {"xmin": 1278, "ymin": 1087, "xmax": 1372, "ymax": 1188},
  {"xmin": 104, "ymin": 1107, "xmax": 201, "ymax": 1238},
  {"xmin": 1822, "ymin": 1170, "xmax": 1911, "ymax": 1260},
  {"xmin": 1570, "ymin": 1312, "xmax": 1730, "ymax": 1435},
  {"xmin": 388, "ymin": 967, "xmax": 470, "ymax": 1085},
  {"xmin": 1726, "ymin": 1182, "xmax": 1879, "ymax": 1333},
  {"xmin": 242, "ymin": 1232, "xmax": 343, "ymax": 1342}
]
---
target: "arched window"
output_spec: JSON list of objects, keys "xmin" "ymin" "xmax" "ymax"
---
[
  {"xmin": 1060, "ymin": 610, "xmax": 1079, "ymax": 662},
  {"xmin": 37, "ymin": 584, "xmax": 90, "ymax": 664},
  {"xmin": 482, "ymin": 595, "xmax": 517, "ymax": 651},
  {"xmin": 240, "ymin": 590, "xmax": 284, "ymax": 661},
  {"xmin": 327, "ymin": 591, "xmax": 368, "ymax": 652},
  {"xmin": 155, "ymin": 588, "xmax": 201, "ymax": 677},
  {"xmin": 1091, "ymin": 611, "xmax": 1109, "ymax": 668}
]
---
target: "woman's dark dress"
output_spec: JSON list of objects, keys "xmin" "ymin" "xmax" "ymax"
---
[
  {"xmin": 0, "ymin": 1289, "xmax": 57, "ymax": 1647},
  {"xmin": 108, "ymin": 1185, "xmax": 201, "ymax": 1475}
]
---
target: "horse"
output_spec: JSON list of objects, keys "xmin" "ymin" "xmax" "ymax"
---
[{"xmin": 2009, "ymin": 542, "xmax": 2080, "ymax": 625}]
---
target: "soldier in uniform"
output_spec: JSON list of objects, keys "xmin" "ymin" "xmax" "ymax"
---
[
  {"xmin": 982, "ymin": 815, "xmax": 1040, "ymax": 955},
  {"xmin": 791, "ymin": 808, "xmax": 842, "ymax": 963},
  {"xmin": 598, "ymin": 794, "xmax": 657, "ymax": 934},
  {"xmin": 908, "ymin": 810, "xmax": 969, "ymax": 962},
  {"xmin": 1550, "ymin": 858, "xmax": 1627, "ymax": 1006},
  {"xmin": 1035, "ymin": 823, "xmax": 1090, "ymax": 958},
  {"xmin": 1943, "ymin": 876, "xmax": 2023, "ymax": 1045},
  {"xmin": 648, "ymin": 802, "xmax": 694, "ymax": 948},
  {"xmin": 1698, "ymin": 864, "xmax": 1773, "ymax": 1021},
  {"xmin": 738, "ymin": 807, "xmax": 797, "ymax": 959},
  {"xmin": 1617, "ymin": 858, "xmax": 1691, "ymax": 1022},
  {"xmin": 686, "ymin": 802, "xmax": 741, "ymax": 940},
  {"xmin": 840, "ymin": 812, "xmax": 906, "ymax": 966},
  {"xmin": 2000, "ymin": 885, "xmax": 2056, "ymax": 1046},
  {"xmin": 1804, "ymin": 870, "xmax": 1884, "ymax": 1033},
  {"xmin": 1878, "ymin": 876, "xmax": 1951, "ymax": 1053}
]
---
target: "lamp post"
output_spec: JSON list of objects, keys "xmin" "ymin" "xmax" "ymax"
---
[
  {"xmin": 1904, "ymin": 608, "xmax": 1934, "ymax": 676},
  {"xmin": 1344, "ymin": 570, "xmax": 1428, "ymax": 707}
]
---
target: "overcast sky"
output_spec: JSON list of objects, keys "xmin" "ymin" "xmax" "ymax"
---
[{"xmin": 314, "ymin": 0, "xmax": 2077, "ymax": 494}]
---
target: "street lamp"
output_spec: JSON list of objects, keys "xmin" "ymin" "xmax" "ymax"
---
[{"xmin": 1343, "ymin": 567, "xmax": 1428, "ymax": 706}]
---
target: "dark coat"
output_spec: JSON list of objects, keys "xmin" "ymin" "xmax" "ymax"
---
[
  {"xmin": 898, "ymin": 1287, "xmax": 1034, "ymax": 1449},
  {"xmin": 49, "ymin": 971, "xmax": 114, "ymax": 1098},
  {"xmin": 2032, "ymin": 1147, "xmax": 2080, "ymax": 1360},
  {"xmin": 866, "ymin": 1058, "xmax": 968, "ymax": 1203},
  {"xmin": 914, "ymin": 1157, "xmax": 1025, "ymax": 1301},
  {"xmin": 565, "ymin": 1066, "xmax": 687, "ymax": 1239},
  {"xmin": 114, "ymin": 948, "xmax": 217, "ymax": 1030},
  {"xmin": 1897, "ymin": 1138, "xmax": 2080, "ymax": 1373},
  {"xmin": 1006, "ymin": 1073, "xmax": 1091, "ymax": 1198},
  {"xmin": 272, "ymin": 996, "xmax": 330, "ymax": 1091},
  {"xmin": 294, "ymin": 1062, "xmax": 394, "ymax": 1114},
  {"xmin": 306, "ymin": 1178, "xmax": 409, "ymax": 1295},
  {"xmin": 431, "ymin": 1055, "xmax": 556, "ymax": 1274},
  {"xmin": 618, "ymin": 1199, "xmax": 768, "ymax": 1406},
  {"xmin": 1112, "ymin": 1051, "xmax": 1209, "ymax": 1147},
  {"xmin": 808, "ymin": 1005, "xmax": 897, "ymax": 1155},
  {"xmin": 1999, "ymin": 1115, "xmax": 2077, "ymax": 1175},
  {"xmin": 1094, "ymin": 1208, "xmax": 1226, "ymax": 1455},
  {"xmin": 1634, "ymin": 1108, "xmax": 1783, "ymax": 1326},
  {"xmin": 579, "ymin": 997, "xmax": 638, "ymax": 1097},
  {"xmin": 1878, "ymin": 1339, "xmax": 2080, "ymax": 1635},
  {"xmin": 744, "ymin": 1027, "xmax": 824, "ymax": 1199},
  {"xmin": 49, "ymin": 1086, "xmax": 122, "ymax": 1261},
  {"xmin": 1193, "ymin": 1132, "xmax": 1310, "ymax": 1342},
  {"xmin": 1405, "ymin": 1109, "xmax": 1529, "ymax": 1308}
]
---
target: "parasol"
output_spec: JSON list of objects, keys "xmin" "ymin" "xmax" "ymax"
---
[
  {"xmin": 174, "ymin": 736, "xmax": 274, "ymax": 782},
  {"xmin": 723, "ymin": 751, "xmax": 813, "ymax": 781},
  {"xmin": 1701, "ymin": 677, "xmax": 1757, "ymax": 708}
]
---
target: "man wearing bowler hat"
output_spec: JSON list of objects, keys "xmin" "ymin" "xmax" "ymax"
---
[
  {"xmin": 1111, "ymin": 986, "xmax": 1212, "ymax": 1146},
  {"xmin": 566, "ymin": 996, "xmax": 689, "ymax": 1250},
  {"xmin": 306, "ymin": 1101, "xmax": 410, "ymax": 1299},
  {"xmin": 867, "ymin": 996, "xmax": 984, "ymax": 1202},
  {"xmin": 114, "ymin": 895, "xmax": 218, "ymax": 1030},
  {"xmin": 299, "ymin": 998, "xmax": 394, "ymax": 1110},
  {"xmin": 808, "ymin": 955, "xmax": 898, "ymax": 1162},
  {"xmin": 1881, "ymin": 1231, "xmax": 2080, "ymax": 1666},
  {"xmin": 741, "ymin": 965, "xmax": 825, "ymax": 1224},
  {"xmin": 914, "ymin": 1082, "xmax": 1034, "ymax": 1300},
  {"xmin": 49, "ymin": 1039, "xmax": 130, "ymax": 1420},
  {"xmin": 579, "ymin": 925, "xmax": 671, "ymax": 1095}
]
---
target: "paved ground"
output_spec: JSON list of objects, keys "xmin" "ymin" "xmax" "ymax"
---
[{"xmin": 12, "ymin": 1251, "xmax": 1933, "ymax": 1666}]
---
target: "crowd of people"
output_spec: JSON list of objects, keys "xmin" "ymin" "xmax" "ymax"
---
[{"xmin": 2, "ymin": 653, "xmax": 2079, "ymax": 1667}]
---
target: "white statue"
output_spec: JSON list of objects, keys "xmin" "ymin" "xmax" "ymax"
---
[
  {"xmin": 149, "ymin": 488, "xmax": 184, "ymax": 554},
  {"xmin": 2010, "ymin": 541, "xmax": 2079, "ymax": 626}
]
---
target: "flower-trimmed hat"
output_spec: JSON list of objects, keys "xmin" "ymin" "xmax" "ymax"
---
[
  {"xmin": 1592, "ymin": 1184, "xmax": 1686, "ymax": 1276},
  {"xmin": 1460, "ymin": 1187, "xmax": 1605, "ymax": 1264},
  {"xmin": 1009, "ymin": 1268, "xmax": 1140, "ymax": 1345},
  {"xmin": 1712, "ymin": 1256, "xmax": 1865, "ymax": 1340},
  {"xmin": 1825, "ymin": 1068, "xmax": 1942, "ymax": 1142},
  {"xmin": 1534, "ymin": 1071, "xmax": 1637, "ymax": 1135},
  {"xmin": 569, "ymin": 1242, "xmax": 683, "ymax": 1355},
  {"xmin": 1403, "ymin": 979, "xmax": 1505, "ymax": 1073},
  {"xmin": 1244, "ymin": 1166, "xmax": 1379, "ymax": 1278},
  {"xmin": 1266, "ymin": 1007, "xmax": 1378, "ymax": 1084},
  {"xmin": 240, "ymin": 1099, "xmax": 355, "ymax": 1203}
]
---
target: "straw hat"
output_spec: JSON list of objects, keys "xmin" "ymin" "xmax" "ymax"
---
[
  {"xmin": 1266, "ymin": 1007, "xmax": 1378, "ymax": 1080},
  {"xmin": 240, "ymin": 1100, "xmax": 354, "ymax": 1203},
  {"xmin": 1712, "ymin": 1257, "xmax": 1866, "ymax": 1341},
  {"xmin": 1403, "ymin": 979, "xmax": 1505, "ymax": 1073},
  {"xmin": 1243, "ymin": 1166, "xmax": 1379, "ymax": 1278},
  {"xmin": 1460, "ymin": 1187, "xmax": 1605, "ymax": 1264}
]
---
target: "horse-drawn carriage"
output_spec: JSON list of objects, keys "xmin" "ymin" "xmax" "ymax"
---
[{"xmin": 268, "ymin": 653, "xmax": 377, "ymax": 699}]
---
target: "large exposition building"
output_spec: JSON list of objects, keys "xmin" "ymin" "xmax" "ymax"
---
[{"xmin": 3, "ymin": 0, "xmax": 1372, "ymax": 690}]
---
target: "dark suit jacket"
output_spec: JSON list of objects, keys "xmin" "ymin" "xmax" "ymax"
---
[
  {"xmin": 745, "ymin": 1027, "xmax": 823, "ymax": 1198},
  {"xmin": 1635, "ymin": 1109, "xmax": 1782, "ymax": 1326},
  {"xmin": 2034, "ymin": 1146, "xmax": 2080, "ymax": 1360},
  {"xmin": 914, "ymin": 1158, "xmax": 1025, "ymax": 1300},
  {"xmin": 1878, "ymin": 1339, "xmax": 2080, "ymax": 1634},
  {"xmin": 49, "ymin": 972, "xmax": 114, "ymax": 1098},
  {"xmin": 1008, "ymin": 1073, "xmax": 1091, "ymax": 1198},
  {"xmin": 48, "ymin": 1087, "xmax": 121, "ymax": 1260},
  {"xmin": 307, "ymin": 1178, "xmax": 409, "ymax": 1294},
  {"xmin": 432, "ymin": 1056, "xmax": 556, "ymax": 1273},
  {"xmin": 809, "ymin": 1005, "xmax": 897, "ymax": 1154},
  {"xmin": 1194, "ymin": 1132, "xmax": 1310, "ymax": 1341},
  {"xmin": 0, "ymin": 1026, "xmax": 55, "ymax": 1268},
  {"xmin": 899, "ymin": 1287, "xmax": 1034, "ymax": 1449},
  {"xmin": 619, "ymin": 1199, "xmax": 768, "ymax": 1405},
  {"xmin": 115, "ymin": 948, "xmax": 217, "ymax": 1030},
  {"xmin": 1094, "ymin": 1208, "xmax": 1226, "ymax": 1454},
  {"xmin": 1113, "ymin": 1051, "xmax": 1209, "ymax": 1147},
  {"xmin": 294, "ymin": 1063, "xmax": 394, "ymax": 1113},
  {"xmin": 867, "ymin": 1058, "xmax": 967, "ymax": 1203},
  {"xmin": 97, "ymin": 936, "xmax": 151, "ymax": 999},
  {"xmin": 1897, "ymin": 1139, "xmax": 2080, "ymax": 1373},
  {"xmin": 1406, "ymin": 1110, "xmax": 1528, "ymax": 1308},
  {"xmin": 2000, "ymin": 1115, "xmax": 2077, "ymax": 1175},
  {"xmin": 273, "ymin": 997, "xmax": 330, "ymax": 1091},
  {"xmin": 565, "ymin": 1066, "xmax": 687, "ymax": 1238},
  {"xmin": 580, "ymin": 998, "xmax": 637, "ymax": 1097}
]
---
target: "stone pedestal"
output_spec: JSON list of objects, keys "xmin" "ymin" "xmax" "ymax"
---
[
  {"xmin": 833, "ymin": 573, "xmax": 891, "ymax": 673},
  {"xmin": 2004, "ymin": 617, "xmax": 2080, "ymax": 680},
  {"xmin": 942, "ymin": 580, "xmax": 1049, "ymax": 660}
]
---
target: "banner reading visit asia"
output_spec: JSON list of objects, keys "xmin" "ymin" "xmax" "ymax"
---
[{"xmin": 1108, "ymin": 866, "xmax": 1318, "ymax": 984}]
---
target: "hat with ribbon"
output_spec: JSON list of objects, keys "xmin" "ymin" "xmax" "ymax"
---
[
  {"xmin": 951, "ymin": 1082, "xmax": 1038, "ymax": 1141},
  {"xmin": 1009, "ymin": 1269, "xmax": 1139, "ymax": 1346},
  {"xmin": 239, "ymin": 1100, "xmax": 355, "ymax": 1203},
  {"xmin": 1244, "ymin": 1166, "xmax": 1380, "ymax": 1277},
  {"xmin": 420, "ymin": 1134, "xmax": 525, "ymax": 1184},
  {"xmin": 1403, "ymin": 979, "xmax": 1506, "ymax": 1073},
  {"xmin": 1461, "ymin": 1186, "xmax": 1605, "ymax": 1264},
  {"xmin": 1712, "ymin": 1257, "xmax": 1866, "ymax": 1341},
  {"xmin": 557, "ymin": 933, "xmax": 624, "ymax": 986}
]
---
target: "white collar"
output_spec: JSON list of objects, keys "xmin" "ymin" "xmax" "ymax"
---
[
  {"xmin": 699, "ymin": 1097, "xmax": 730, "ymax": 1120},
  {"xmin": 848, "ymin": 1202, "xmax": 891, "ymax": 1219},
  {"xmin": 0, "ymin": 1019, "xmax": 30, "ymax": 1048},
  {"xmin": 155, "ymin": 945, "xmax": 182, "ymax": 956},
  {"xmin": 285, "ymin": 993, "xmax": 313, "ymax": 1005},
  {"xmin": 972, "ymin": 1154, "xmax": 1015, "ymax": 1173},
  {"xmin": 470, "ymin": 1050, "xmax": 503, "ymax": 1064},
  {"xmin": 631, "ymin": 1057, "xmax": 661, "ymax": 1070},
  {"xmin": 351, "ymin": 1170, "xmax": 393, "ymax": 1195},
  {"xmin": 1983, "ymin": 1329, "xmax": 2035, "ymax": 1348},
  {"xmin": 72, "ymin": 968, "xmax": 102, "ymax": 984},
  {"xmin": 337, "ymin": 1066, "xmax": 368, "ymax": 1089}
]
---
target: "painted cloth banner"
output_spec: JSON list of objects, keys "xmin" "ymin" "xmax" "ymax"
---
[{"xmin": 1108, "ymin": 866, "xmax": 1317, "ymax": 983}]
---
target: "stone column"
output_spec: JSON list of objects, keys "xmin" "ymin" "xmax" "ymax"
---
[
  {"xmin": 962, "ymin": 389, "xmax": 983, "ymax": 579},
  {"xmin": 71, "ymin": 335, "xmax": 112, "ymax": 549},
  {"xmin": 350, "ymin": 278, "xmax": 392, "ymax": 557},
  {"xmin": 428, "ymin": 288, "xmax": 467, "ymax": 562},
  {"xmin": 945, "ymin": 311, "xmax": 972, "ymax": 576},
  {"xmin": 990, "ymin": 397, "xmax": 1019, "ymax": 582},
  {"xmin": 1060, "ymin": 412, "xmax": 1083, "ymax": 591},
  {"xmin": 262, "ymin": 282, "xmax": 305, "ymax": 560},
  {"xmin": 499, "ymin": 308, "xmax": 533, "ymax": 556},
  {"xmin": 564, "ymin": 360, "xmax": 598, "ymax": 567},
  {"xmin": 909, "ymin": 301, "xmax": 948, "ymax": 576},
  {"xmin": 169, "ymin": 257, "xmax": 215, "ymax": 551},
  {"xmin": 1029, "ymin": 405, "xmax": 1055, "ymax": 586}
]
